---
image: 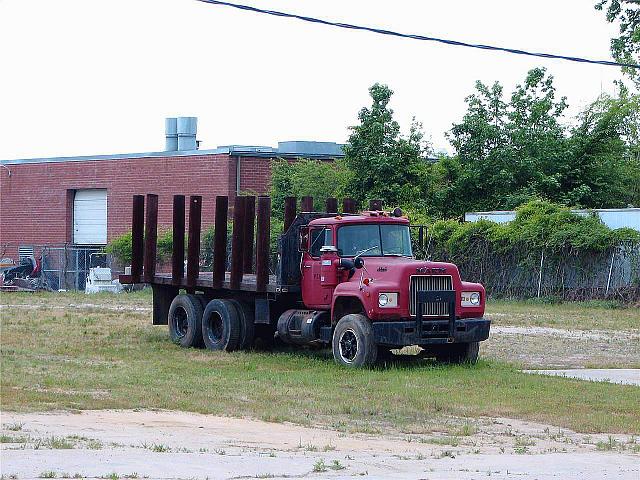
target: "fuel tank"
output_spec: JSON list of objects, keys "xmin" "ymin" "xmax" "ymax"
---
[{"xmin": 277, "ymin": 309, "xmax": 330, "ymax": 346}]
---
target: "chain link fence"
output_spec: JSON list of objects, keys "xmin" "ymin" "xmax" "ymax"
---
[
  {"xmin": 411, "ymin": 228, "xmax": 640, "ymax": 302},
  {"xmin": 2, "ymin": 244, "xmax": 112, "ymax": 291}
]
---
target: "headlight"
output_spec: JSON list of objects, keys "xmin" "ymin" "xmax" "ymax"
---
[
  {"xmin": 378, "ymin": 292, "xmax": 398, "ymax": 308},
  {"xmin": 461, "ymin": 291, "xmax": 481, "ymax": 307},
  {"xmin": 378, "ymin": 293, "xmax": 388, "ymax": 306}
]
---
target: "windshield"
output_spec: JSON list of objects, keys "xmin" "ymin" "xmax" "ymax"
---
[{"xmin": 337, "ymin": 224, "xmax": 413, "ymax": 257}]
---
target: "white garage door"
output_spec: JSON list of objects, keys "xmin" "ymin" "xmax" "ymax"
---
[{"xmin": 73, "ymin": 189, "xmax": 107, "ymax": 245}]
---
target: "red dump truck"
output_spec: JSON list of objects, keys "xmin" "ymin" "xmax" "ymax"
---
[{"xmin": 120, "ymin": 194, "xmax": 490, "ymax": 367}]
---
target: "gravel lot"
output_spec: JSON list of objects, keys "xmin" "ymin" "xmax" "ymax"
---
[{"xmin": 2, "ymin": 410, "xmax": 639, "ymax": 480}]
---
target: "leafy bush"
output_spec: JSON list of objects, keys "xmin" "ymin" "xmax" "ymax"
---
[
  {"xmin": 106, "ymin": 230, "xmax": 181, "ymax": 265},
  {"xmin": 429, "ymin": 200, "xmax": 640, "ymax": 257},
  {"xmin": 424, "ymin": 200, "xmax": 640, "ymax": 299},
  {"xmin": 105, "ymin": 231, "xmax": 132, "ymax": 265}
]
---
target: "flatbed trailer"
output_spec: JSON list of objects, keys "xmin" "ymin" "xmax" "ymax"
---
[{"xmin": 120, "ymin": 193, "xmax": 490, "ymax": 366}]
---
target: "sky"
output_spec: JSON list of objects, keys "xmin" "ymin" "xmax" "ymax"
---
[{"xmin": 0, "ymin": 0, "xmax": 626, "ymax": 160}]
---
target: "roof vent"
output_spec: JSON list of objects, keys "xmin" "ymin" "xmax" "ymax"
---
[
  {"xmin": 165, "ymin": 118, "xmax": 178, "ymax": 151},
  {"xmin": 177, "ymin": 117, "xmax": 198, "ymax": 151}
]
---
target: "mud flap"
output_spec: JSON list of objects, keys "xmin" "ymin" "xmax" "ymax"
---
[{"xmin": 152, "ymin": 284, "xmax": 179, "ymax": 325}]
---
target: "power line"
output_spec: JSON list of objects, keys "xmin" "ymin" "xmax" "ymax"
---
[{"xmin": 196, "ymin": 0, "xmax": 640, "ymax": 70}]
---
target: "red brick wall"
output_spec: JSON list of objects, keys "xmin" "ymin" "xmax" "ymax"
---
[
  {"xmin": 238, "ymin": 157, "xmax": 272, "ymax": 195},
  {"xmin": 0, "ymin": 154, "xmax": 235, "ymax": 258}
]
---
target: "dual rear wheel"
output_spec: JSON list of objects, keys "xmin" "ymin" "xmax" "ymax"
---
[{"xmin": 168, "ymin": 295, "xmax": 254, "ymax": 352}]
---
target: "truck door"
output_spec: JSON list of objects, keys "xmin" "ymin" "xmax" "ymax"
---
[{"xmin": 301, "ymin": 227, "xmax": 333, "ymax": 309}]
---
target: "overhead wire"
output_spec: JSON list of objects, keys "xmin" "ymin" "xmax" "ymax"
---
[{"xmin": 195, "ymin": 0, "xmax": 640, "ymax": 70}]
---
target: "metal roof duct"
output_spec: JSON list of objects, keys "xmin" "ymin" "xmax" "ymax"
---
[
  {"xmin": 165, "ymin": 118, "xmax": 178, "ymax": 151},
  {"xmin": 177, "ymin": 117, "xmax": 197, "ymax": 151}
]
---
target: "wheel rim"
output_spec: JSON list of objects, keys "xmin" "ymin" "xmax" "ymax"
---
[
  {"xmin": 172, "ymin": 306, "xmax": 189, "ymax": 338},
  {"xmin": 207, "ymin": 312, "xmax": 224, "ymax": 343},
  {"xmin": 338, "ymin": 329, "xmax": 358, "ymax": 363}
]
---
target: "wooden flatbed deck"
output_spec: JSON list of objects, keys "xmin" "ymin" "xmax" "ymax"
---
[{"xmin": 119, "ymin": 272, "xmax": 299, "ymax": 293}]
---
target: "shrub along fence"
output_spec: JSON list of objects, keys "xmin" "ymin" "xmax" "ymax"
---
[{"xmin": 413, "ymin": 201, "xmax": 640, "ymax": 302}]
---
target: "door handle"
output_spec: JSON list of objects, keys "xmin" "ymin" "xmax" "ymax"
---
[{"xmin": 303, "ymin": 265, "xmax": 312, "ymax": 268}]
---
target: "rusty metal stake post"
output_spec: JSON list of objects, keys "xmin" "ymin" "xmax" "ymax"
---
[
  {"xmin": 255, "ymin": 196, "xmax": 271, "ymax": 292},
  {"xmin": 171, "ymin": 195, "xmax": 185, "ymax": 284},
  {"xmin": 143, "ymin": 194, "xmax": 158, "ymax": 283},
  {"xmin": 301, "ymin": 196, "xmax": 314, "ymax": 212},
  {"xmin": 131, "ymin": 195, "xmax": 145, "ymax": 283},
  {"xmin": 342, "ymin": 198, "xmax": 357, "ymax": 214},
  {"xmin": 186, "ymin": 195, "xmax": 202, "ymax": 286},
  {"xmin": 230, "ymin": 196, "xmax": 246, "ymax": 290},
  {"xmin": 212, "ymin": 196, "xmax": 229, "ymax": 288},
  {"xmin": 283, "ymin": 196, "xmax": 297, "ymax": 233},
  {"xmin": 243, "ymin": 196, "xmax": 256, "ymax": 274},
  {"xmin": 369, "ymin": 199, "xmax": 383, "ymax": 211}
]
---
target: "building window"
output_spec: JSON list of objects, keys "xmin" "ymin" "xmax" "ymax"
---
[{"xmin": 18, "ymin": 245, "xmax": 34, "ymax": 261}]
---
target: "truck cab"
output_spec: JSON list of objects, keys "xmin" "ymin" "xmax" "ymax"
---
[{"xmin": 278, "ymin": 209, "xmax": 490, "ymax": 366}]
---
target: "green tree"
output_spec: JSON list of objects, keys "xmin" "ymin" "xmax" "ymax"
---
[
  {"xmin": 342, "ymin": 83, "xmax": 431, "ymax": 207},
  {"xmin": 445, "ymin": 68, "xmax": 569, "ymax": 213},
  {"xmin": 569, "ymin": 87, "xmax": 640, "ymax": 207},
  {"xmin": 269, "ymin": 158, "xmax": 350, "ymax": 218},
  {"xmin": 438, "ymin": 68, "xmax": 640, "ymax": 215},
  {"xmin": 595, "ymin": 0, "xmax": 640, "ymax": 86}
]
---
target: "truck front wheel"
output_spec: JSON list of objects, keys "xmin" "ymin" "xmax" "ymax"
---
[{"xmin": 332, "ymin": 314, "xmax": 377, "ymax": 367}]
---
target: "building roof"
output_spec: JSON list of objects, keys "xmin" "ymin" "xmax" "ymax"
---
[{"xmin": 0, "ymin": 141, "xmax": 345, "ymax": 165}]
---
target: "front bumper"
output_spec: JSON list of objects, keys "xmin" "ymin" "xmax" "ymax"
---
[
  {"xmin": 373, "ymin": 289, "xmax": 489, "ymax": 347},
  {"xmin": 372, "ymin": 317, "xmax": 490, "ymax": 347}
]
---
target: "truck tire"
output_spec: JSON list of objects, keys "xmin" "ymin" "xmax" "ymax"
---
[
  {"xmin": 332, "ymin": 314, "xmax": 377, "ymax": 367},
  {"xmin": 228, "ymin": 299, "xmax": 255, "ymax": 350},
  {"xmin": 168, "ymin": 294, "xmax": 205, "ymax": 348},
  {"xmin": 436, "ymin": 342, "xmax": 479, "ymax": 364},
  {"xmin": 195, "ymin": 294, "xmax": 208, "ymax": 311},
  {"xmin": 202, "ymin": 299, "xmax": 241, "ymax": 352}
]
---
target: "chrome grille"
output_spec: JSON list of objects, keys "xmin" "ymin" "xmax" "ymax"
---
[{"xmin": 409, "ymin": 275, "xmax": 453, "ymax": 317}]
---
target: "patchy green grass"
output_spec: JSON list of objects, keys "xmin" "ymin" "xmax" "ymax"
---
[
  {"xmin": 1, "ymin": 291, "xmax": 639, "ymax": 435},
  {"xmin": 486, "ymin": 299, "xmax": 640, "ymax": 331}
]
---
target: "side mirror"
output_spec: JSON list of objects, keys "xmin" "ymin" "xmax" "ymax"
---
[
  {"xmin": 354, "ymin": 257, "xmax": 365, "ymax": 269},
  {"xmin": 299, "ymin": 227, "xmax": 309, "ymax": 252}
]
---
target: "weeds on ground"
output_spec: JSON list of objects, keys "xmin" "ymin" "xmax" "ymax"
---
[
  {"xmin": 312, "ymin": 460, "xmax": 327, "ymax": 473},
  {"xmin": 4, "ymin": 423, "xmax": 24, "ymax": 431},
  {"xmin": 0, "ymin": 434, "xmax": 29, "ymax": 443},
  {"xmin": 597, "ymin": 436, "xmax": 621, "ymax": 451},
  {"xmin": 34, "ymin": 436, "xmax": 74, "ymax": 450}
]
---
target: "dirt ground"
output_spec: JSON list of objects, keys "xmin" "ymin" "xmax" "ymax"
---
[
  {"xmin": 484, "ymin": 318, "xmax": 640, "ymax": 368},
  {"xmin": 2, "ymin": 410, "xmax": 639, "ymax": 480}
]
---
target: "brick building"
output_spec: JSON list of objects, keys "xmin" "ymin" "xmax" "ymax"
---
[{"xmin": 0, "ymin": 117, "xmax": 343, "ymax": 263}]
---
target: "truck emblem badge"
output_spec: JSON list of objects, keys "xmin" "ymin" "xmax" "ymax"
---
[
  {"xmin": 377, "ymin": 266, "xmax": 387, "ymax": 272},
  {"xmin": 416, "ymin": 267, "xmax": 447, "ymax": 274}
]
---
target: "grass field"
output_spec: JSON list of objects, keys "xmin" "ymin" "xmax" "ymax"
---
[
  {"xmin": 486, "ymin": 299, "xmax": 640, "ymax": 331},
  {"xmin": 1, "ymin": 291, "xmax": 639, "ymax": 436}
]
